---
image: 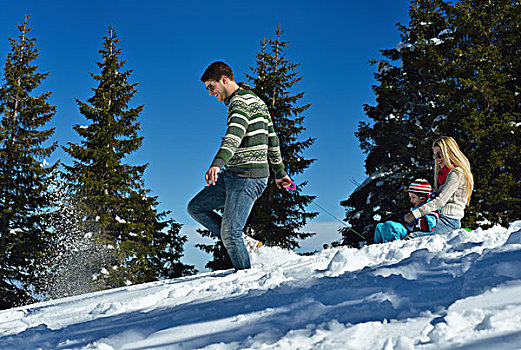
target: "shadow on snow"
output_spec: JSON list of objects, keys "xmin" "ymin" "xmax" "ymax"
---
[{"xmin": 1, "ymin": 229, "xmax": 520, "ymax": 349}]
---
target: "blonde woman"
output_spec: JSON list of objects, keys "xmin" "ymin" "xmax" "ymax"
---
[{"xmin": 404, "ymin": 136, "xmax": 474, "ymax": 238}]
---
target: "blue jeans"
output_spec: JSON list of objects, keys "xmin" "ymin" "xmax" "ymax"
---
[
  {"xmin": 405, "ymin": 216, "xmax": 461, "ymax": 240},
  {"xmin": 187, "ymin": 171, "xmax": 268, "ymax": 270}
]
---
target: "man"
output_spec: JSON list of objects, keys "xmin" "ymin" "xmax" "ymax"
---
[{"xmin": 187, "ymin": 61, "xmax": 292, "ymax": 271}]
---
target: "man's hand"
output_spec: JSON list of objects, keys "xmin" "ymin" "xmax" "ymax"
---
[
  {"xmin": 205, "ymin": 166, "xmax": 220, "ymax": 185},
  {"xmin": 275, "ymin": 175, "xmax": 293, "ymax": 189},
  {"xmin": 404, "ymin": 212, "xmax": 414, "ymax": 224}
]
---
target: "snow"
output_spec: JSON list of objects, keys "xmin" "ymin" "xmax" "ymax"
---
[
  {"xmin": 396, "ymin": 42, "xmax": 413, "ymax": 52},
  {"xmin": 439, "ymin": 29, "xmax": 454, "ymax": 36},
  {"xmin": 433, "ymin": 114, "xmax": 448, "ymax": 123},
  {"xmin": 377, "ymin": 60, "xmax": 392, "ymax": 74},
  {"xmin": 352, "ymin": 171, "xmax": 392, "ymax": 195},
  {"xmin": 1, "ymin": 222, "xmax": 521, "ymax": 349}
]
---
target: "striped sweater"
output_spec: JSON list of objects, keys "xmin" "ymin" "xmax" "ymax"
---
[{"xmin": 211, "ymin": 88, "xmax": 287, "ymax": 179}]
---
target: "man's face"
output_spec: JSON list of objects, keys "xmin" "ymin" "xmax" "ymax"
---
[{"xmin": 204, "ymin": 78, "xmax": 226, "ymax": 102}]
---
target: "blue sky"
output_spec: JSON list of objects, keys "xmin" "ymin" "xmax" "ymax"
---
[{"xmin": 1, "ymin": 1, "xmax": 411, "ymax": 269}]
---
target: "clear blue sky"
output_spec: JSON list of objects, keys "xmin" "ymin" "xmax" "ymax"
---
[{"xmin": 1, "ymin": 0, "xmax": 411, "ymax": 269}]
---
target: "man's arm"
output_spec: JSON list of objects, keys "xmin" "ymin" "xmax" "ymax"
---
[
  {"xmin": 267, "ymin": 116, "xmax": 288, "ymax": 180},
  {"xmin": 205, "ymin": 99, "xmax": 248, "ymax": 185}
]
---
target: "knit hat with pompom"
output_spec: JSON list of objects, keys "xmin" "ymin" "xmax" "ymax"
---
[{"xmin": 408, "ymin": 179, "xmax": 432, "ymax": 199}]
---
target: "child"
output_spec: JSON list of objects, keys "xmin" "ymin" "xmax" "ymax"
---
[{"xmin": 374, "ymin": 179, "xmax": 439, "ymax": 243}]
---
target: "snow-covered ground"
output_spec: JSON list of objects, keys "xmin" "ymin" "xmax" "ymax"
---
[{"xmin": 1, "ymin": 222, "xmax": 521, "ymax": 350}]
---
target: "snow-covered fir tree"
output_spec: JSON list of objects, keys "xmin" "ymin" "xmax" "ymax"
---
[
  {"xmin": 0, "ymin": 16, "xmax": 58, "ymax": 309},
  {"xmin": 62, "ymin": 26, "xmax": 193, "ymax": 289},
  {"xmin": 440, "ymin": 0, "xmax": 521, "ymax": 226},
  {"xmin": 341, "ymin": 0, "xmax": 520, "ymax": 245},
  {"xmin": 153, "ymin": 219, "xmax": 196, "ymax": 279}
]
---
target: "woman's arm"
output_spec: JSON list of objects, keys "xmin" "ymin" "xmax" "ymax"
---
[
  {"xmin": 411, "ymin": 170, "xmax": 463, "ymax": 219},
  {"xmin": 413, "ymin": 212, "xmax": 439, "ymax": 231}
]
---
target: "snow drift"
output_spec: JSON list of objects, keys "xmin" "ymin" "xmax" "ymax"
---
[{"xmin": 1, "ymin": 221, "xmax": 521, "ymax": 349}]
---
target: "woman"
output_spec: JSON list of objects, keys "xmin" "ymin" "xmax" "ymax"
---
[{"xmin": 404, "ymin": 136, "xmax": 474, "ymax": 238}]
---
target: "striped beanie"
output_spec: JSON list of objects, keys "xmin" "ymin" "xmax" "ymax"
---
[{"xmin": 408, "ymin": 179, "xmax": 432, "ymax": 199}]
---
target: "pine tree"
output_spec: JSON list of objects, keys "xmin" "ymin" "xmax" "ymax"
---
[
  {"xmin": 496, "ymin": 0, "xmax": 521, "ymax": 221},
  {"xmin": 341, "ymin": 0, "xmax": 450, "ymax": 244},
  {"xmin": 153, "ymin": 219, "xmax": 196, "ymax": 279},
  {"xmin": 341, "ymin": 0, "xmax": 521, "ymax": 245},
  {"xmin": 245, "ymin": 25, "xmax": 317, "ymax": 249},
  {"xmin": 440, "ymin": 0, "xmax": 521, "ymax": 227},
  {"xmin": 195, "ymin": 228, "xmax": 233, "ymax": 271},
  {"xmin": 63, "ymin": 26, "xmax": 192, "ymax": 289},
  {"xmin": 0, "ymin": 16, "xmax": 58, "ymax": 309}
]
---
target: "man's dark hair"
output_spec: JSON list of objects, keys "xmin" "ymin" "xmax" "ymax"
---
[{"xmin": 201, "ymin": 61, "xmax": 234, "ymax": 82}]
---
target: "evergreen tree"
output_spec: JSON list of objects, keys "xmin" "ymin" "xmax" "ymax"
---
[
  {"xmin": 63, "ymin": 26, "xmax": 192, "ymax": 289},
  {"xmin": 440, "ymin": 0, "xmax": 521, "ymax": 226},
  {"xmin": 153, "ymin": 219, "xmax": 196, "ymax": 279},
  {"xmin": 341, "ymin": 0, "xmax": 521, "ymax": 245},
  {"xmin": 342, "ymin": 0, "xmax": 450, "ymax": 243},
  {"xmin": 245, "ymin": 25, "xmax": 317, "ymax": 249},
  {"xmin": 0, "ymin": 16, "xmax": 57, "ymax": 309},
  {"xmin": 195, "ymin": 228, "xmax": 233, "ymax": 271}
]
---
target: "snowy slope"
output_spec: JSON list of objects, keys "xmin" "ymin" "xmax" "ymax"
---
[{"xmin": 1, "ymin": 222, "xmax": 521, "ymax": 350}]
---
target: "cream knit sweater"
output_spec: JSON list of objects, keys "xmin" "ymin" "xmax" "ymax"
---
[{"xmin": 412, "ymin": 168, "xmax": 468, "ymax": 219}]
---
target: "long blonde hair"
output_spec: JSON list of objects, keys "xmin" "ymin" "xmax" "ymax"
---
[{"xmin": 433, "ymin": 136, "xmax": 474, "ymax": 205}]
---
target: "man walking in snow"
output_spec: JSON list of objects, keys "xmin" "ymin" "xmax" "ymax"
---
[{"xmin": 187, "ymin": 61, "xmax": 292, "ymax": 271}]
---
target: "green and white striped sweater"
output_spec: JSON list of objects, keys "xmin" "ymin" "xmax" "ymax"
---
[{"xmin": 211, "ymin": 89, "xmax": 287, "ymax": 179}]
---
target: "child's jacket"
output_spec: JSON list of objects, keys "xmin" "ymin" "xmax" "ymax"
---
[{"xmin": 374, "ymin": 201, "xmax": 440, "ymax": 243}]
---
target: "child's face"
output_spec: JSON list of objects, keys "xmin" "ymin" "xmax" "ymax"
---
[{"xmin": 408, "ymin": 192, "xmax": 424, "ymax": 206}]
